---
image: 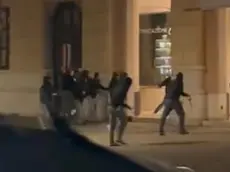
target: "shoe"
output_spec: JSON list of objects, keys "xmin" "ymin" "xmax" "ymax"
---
[
  {"xmin": 107, "ymin": 124, "xmax": 110, "ymax": 131},
  {"xmin": 180, "ymin": 130, "xmax": 189, "ymax": 135},
  {"xmin": 116, "ymin": 140, "xmax": 127, "ymax": 145},
  {"xmin": 110, "ymin": 142, "xmax": 120, "ymax": 147},
  {"xmin": 159, "ymin": 131, "xmax": 165, "ymax": 136}
]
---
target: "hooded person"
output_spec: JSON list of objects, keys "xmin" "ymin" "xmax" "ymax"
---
[
  {"xmin": 60, "ymin": 68, "xmax": 76, "ymax": 119},
  {"xmin": 108, "ymin": 72, "xmax": 119, "ymax": 93},
  {"xmin": 159, "ymin": 72, "xmax": 191, "ymax": 136},
  {"xmin": 89, "ymin": 72, "xmax": 108, "ymax": 121},
  {"xmin": 39, "ymin": 76, "xmax": 54, "ymax": 129},
  {"xmin": 106, "ymin": 72, "xmax": 120, "ymax": 131},
  {"xmin": 108, "ymin": 72, "xmax": 132, "ymax": 146},
  {"xmin": 79, "ymin": 70, "xmax": 93, "ymax": 124}
]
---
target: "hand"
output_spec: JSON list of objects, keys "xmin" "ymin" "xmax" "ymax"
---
[{"xmin": 188, "ymin": 96, "xmax": 192, "ymax": 101}]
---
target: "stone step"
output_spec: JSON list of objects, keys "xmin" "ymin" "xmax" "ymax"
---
[
  {"xmin": 202, "ymin": 120, "xmax": 230, "ymax": 128},
  {"xmin": 0, "ymin": 113, "xmax": 41, "ymax": 129}
]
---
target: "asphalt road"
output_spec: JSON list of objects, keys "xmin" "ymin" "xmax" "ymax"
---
[
  {"xmin": 114, "ymin": 140, "xmax": 230, "ymax": 172},
  {"xmin": 0, "ymin": 116, "xmax": 230, "ymax": 172},
  {"xmin": 77, "ymin": 123, "xmax": 230, "ymax": 172},
  {"xmin": 0, "ymin": 125, "xmax": 155, "ymax": 172}
]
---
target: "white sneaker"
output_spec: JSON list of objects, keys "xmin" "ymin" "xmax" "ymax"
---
[
  {"xmin": 71, "ymin": 109, "xmax": 77, "ymax": 116},
  {"xmin": 107, "ymin": 124, "xmax": 110, "ymax": 131}
]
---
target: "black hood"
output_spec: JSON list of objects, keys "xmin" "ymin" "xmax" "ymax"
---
[{"xmin": 176, "ymin": 72, "xmax": 183, "ymax": 81}]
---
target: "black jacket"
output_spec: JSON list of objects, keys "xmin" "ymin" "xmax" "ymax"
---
[
  {"xmin": 159, "ymin": 77, "xmax": 171, "ymax": 94},
  {"xmin": 40, "ymin": 83, "xmax": 53, "ymax": 104},
  {"xmin": 110, "ymin": 77, "xmax": 132, "ymax": 108},
  {"xmin": 72, "ymin": 78, "xmax": 84, "ymax": 102},
  {"xmin": 164, "ymin": 78, "xmax": 189, "ymax": 100},
  {"xmin": 62, "ymin": 74, "xmax": 75, "ymax": 92},
  {"xmin": 90, "ymin": 78, "xmax": 106, "ymax": 98},
  {"xmin": 81, "ymin": 78, "xmax": 91, "ymax": 98}
]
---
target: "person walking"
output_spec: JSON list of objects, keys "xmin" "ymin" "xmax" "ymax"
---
[
  {"xmin": 159, "ymin": 72, "xmax": 191, "ymax": 136},
  {"xmin": 109, "ymin": 72, "xmax": 132, "ymax": 146},
  {"xmin": 107, "ymin": 72, "xmax": 120, "ymax": 130}
]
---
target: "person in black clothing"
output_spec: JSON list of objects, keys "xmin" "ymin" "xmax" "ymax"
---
[
  {"xmin": 80, "ymin": 70, "xmax": 93, "ymax": 123},
  {"xmin": 109, "ymin": 72, "xmax": 132, "ymax": 146},
  {"xmin": 39, "ymin": 76, "xmax": 54, "ymax": 129},
  {"xmin": 60, "ymin": 68, "xmax": 76, "ymax": 118},
  {"xmin": 70, "ymin": 69, "xmax": 85, "ymax": 124},
  {"xmin": 159, "ymin": 72, "xmax": 191, "ymax": 136},
  {"xmin": 62, "ymin": 69, "xmax": 75, "ymax": 92},
  {"xmin": 108, "ymin": 72, "xmax": 119, "ymax": 92},
  {"xmin": 106, "ymin": 72, "xmax": 120, "ymax": 130},
  {"xmin": 72, "ymin": 69, "xmax": 84, "ymax": 102},
  {"xmin": 88, "ymin": 72, "xmax": 107, "ymax": 121},
  {"xmin": 90, "ymin": 72, "xmax": 107, "ymax": 99},
  {"xmin": 154, "ymin": 76, "xmax": 172, "ymax": 114}
]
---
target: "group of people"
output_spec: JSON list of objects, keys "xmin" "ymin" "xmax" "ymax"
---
[
  {"xmin": 39, "ymin": 67, "xmax": 191, "ymax": 146},
  {"xmin": 39, "ymin": 68, "xmax": 133, "ymax": 146}
]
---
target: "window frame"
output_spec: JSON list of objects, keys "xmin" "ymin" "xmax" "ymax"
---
[{"xmin": 0, "ymin": 7, "xmax": 10, "ymax": 70}]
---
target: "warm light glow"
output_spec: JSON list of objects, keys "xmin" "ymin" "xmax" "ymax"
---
[{"xmin": 138, "ymin": 0, "xmax": 171, "ymax": 14}]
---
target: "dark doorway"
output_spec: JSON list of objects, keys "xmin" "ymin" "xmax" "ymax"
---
[{"xmin": 52, "ymin": 1, "xmax": 82, "ymax": 78}]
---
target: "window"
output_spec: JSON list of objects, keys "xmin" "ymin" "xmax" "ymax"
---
[
  {"xmin": 139, "ymin": 13, "xmax": 172, "ymax": 86},
  {"xmin": 0, "ymin": 7, "xmax": 10, "ymax": 70}
]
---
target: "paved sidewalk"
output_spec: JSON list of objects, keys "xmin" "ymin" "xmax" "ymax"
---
[
  {"xmin": 74, "ymin": 122, "xmax": 230, "ymax": 146},
  {"xmin": 74, "ymin": 122, "xmax": 230, "ymax": 172}
]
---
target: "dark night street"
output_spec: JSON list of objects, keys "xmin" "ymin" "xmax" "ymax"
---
[{"xmin": 77, "ymin": 122, "xmax": 230, "ymax": 172}]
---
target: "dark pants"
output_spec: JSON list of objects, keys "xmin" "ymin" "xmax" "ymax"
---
[{"xmin": 159, "ymin": 99, "xmax": 186, "ymax": 133}]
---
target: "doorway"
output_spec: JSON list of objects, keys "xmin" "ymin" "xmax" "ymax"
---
[{"xmin": 52, "ymin": 1, "xmax": 82, "ymax": 75}]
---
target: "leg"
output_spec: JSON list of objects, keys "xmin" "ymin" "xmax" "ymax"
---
[
  {"xmin": 154, "ymin": 101, "xmax": 164, "ymax": 114},
  {"xmin": 40, "ymin": 104, "xmax": 53, "ymax": 130},
  {"xmin": 39, "ymin": 104, "xmax": 47, "ymax": 129},
  {"xmin": 117, "ymin": 107, "xmax": 128, "ymax": 144},
  {"xmin": 159, "ymin": 100, "xmax": 172, "ymax": 135},
  {"xmin": 74, "ymin": 100, "xmax": 82, "ymax": 124},
  {"xmin": 109, "ymin": 106, "xmax": 119, "ymax": 146},
  {"xmin": 82, "ymin": 97, "xmax": 91, "ymax": 123},
  {"xmin": 91, "ymin": 97, "xmax": 97, "ymax": 121},
  {"xmin": 173, "ymin": 100, "xmax": 188, "ymax": 134}
]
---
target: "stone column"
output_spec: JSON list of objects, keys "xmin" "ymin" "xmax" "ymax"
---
[
  {"xmin": 125, "ymin": 0, "xmax": 140, "ymax": 116},
  {"xmin": 110, "ymin": 0, "xmax": 127, "ymax": 72},
  {"xmin": 82, "ymin": 0, "xmax": 112, "ymax": 83},
  {"xmin": 205, "ymin": 9, "xmax": 229, "ymax": 121},
  {"xmin": 169, "ymin": 0, "xmax": 206, "ymax": 125},
  {"xmin": 225, "ymin": 9, "xmax": 230, "ymax": 95}
]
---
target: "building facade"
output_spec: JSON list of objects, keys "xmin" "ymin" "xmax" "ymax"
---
[
  {"xmin": 0, "ymin": 0, "xmax": 170, "ymax": 118},
  {"xmin": 170, "ymin": 0, "xmax": 230, "ymax": 125},
  {"xmin": 1, "ymin": 0, "xmax": 230, "ymax": 125}
]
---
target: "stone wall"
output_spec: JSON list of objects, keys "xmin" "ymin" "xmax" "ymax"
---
[
  {"xmin": 0, "ymin": 0, "xmax": 45, "ymax": 116},
  {"xmin": 169, "ymin": 0, "xmax": 230, "ymax": 123}
]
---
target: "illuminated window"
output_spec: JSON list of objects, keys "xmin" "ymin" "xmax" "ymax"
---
[
  {"xmin": 139, "ymin": 13, "xmax": 172, "ymax": 86},
  {"xmin": 0, "ymin": 7, "xmax": 9, "ymax": 70}
]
